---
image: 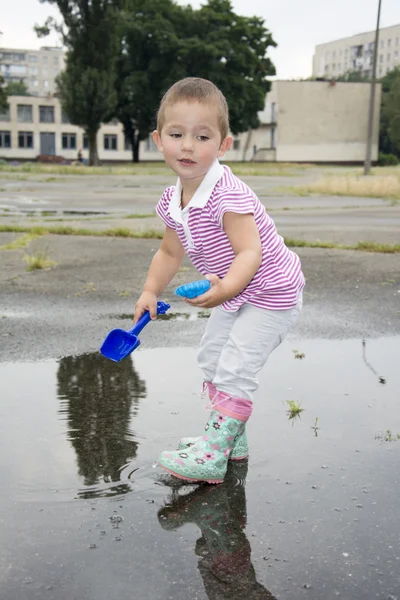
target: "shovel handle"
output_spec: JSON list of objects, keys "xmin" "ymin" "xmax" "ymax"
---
[{"xmin": 129, "ymin": 301, "xmax": 170, "ymax": 336}]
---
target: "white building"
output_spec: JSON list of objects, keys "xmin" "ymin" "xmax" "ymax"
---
[
  {"xmin": 0, "ymin": 46, "xmax": 65, "ymax": 96},
  {"xmin": 0, "ymin": 81, "xmax": 381, "ymax": 164},
  {"xmin": 313, "ymin": 23, "xmax": 400, "ymax": 80}
]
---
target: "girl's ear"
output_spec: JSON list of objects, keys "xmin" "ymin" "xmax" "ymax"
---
[
  {"xmin": 152, "ymin": 130, "xmax": 163, "ymax": 152},
  {"xmin": 218, "ymin": 136, "xmax": 233, "ymax": 157}
]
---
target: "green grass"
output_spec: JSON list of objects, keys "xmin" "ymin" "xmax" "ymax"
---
[
  {"xmin": 0, "ymin": 160, "xmax": 314, "ymax": 178},
  {"xmin": 0, "ymin": 224, "xmax": 398, "ymax": 252},
  {"xmin": 0, "ymin": 232, "xmax": 41, "ymax": 251},
  {"xmin": 23, "ymin": 248, "xmax": 57, "ymax": 271},
  {"xmin": 286, "ymin": 400, "xmax": 305, "ymax": 421}
]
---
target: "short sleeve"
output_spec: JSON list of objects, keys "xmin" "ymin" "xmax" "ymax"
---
[
  {"xmin": 155, "ymin": 187, "xmax": 176, "ymax": 230},
  {"xmin": 213, "ymin": 190, "xmax": 255, "ymax": 228}
]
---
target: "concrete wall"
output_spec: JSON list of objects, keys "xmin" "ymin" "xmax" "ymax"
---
[{"xmin": 274, "ymin": 80, "xmax": 381, "ymax": 162}]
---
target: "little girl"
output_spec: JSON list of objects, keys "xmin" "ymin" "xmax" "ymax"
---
[{"xmin": 134, "ymin": 77, "xmax": 304, "ymax": 484}]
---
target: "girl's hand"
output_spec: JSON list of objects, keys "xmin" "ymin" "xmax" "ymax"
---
[
  {"xmin": 184, "ymin": 274, "xmax": 229, "ymax": 308},
  {"xmin": 134, "ymin": 291, "xmax": 158, "ymax": 323}
]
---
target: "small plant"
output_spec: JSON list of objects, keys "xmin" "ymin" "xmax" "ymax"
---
[
  {"xmin": 293, "ymin": 349, "xmax": 305, "ymax": 359},
  {"xmin": 23, "ymin": 248, "xmax": 57, "ymax": 271},
  {"xmin": 375, "ymin": 430, "xmax": 400, "ymax": 442},
  {"xmin": 286, "ymin": 400, "xmax": 305, "ymax": 421},
  {"xmin": 311, "ymin": 417, "xmax": 320, "ymax": 437},
  {"xmin": 118, "ymin": 290, "xmax": 131, "ymax": 297}
]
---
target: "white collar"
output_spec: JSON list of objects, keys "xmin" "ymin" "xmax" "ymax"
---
[{"xmin": 168, "ymin": 159, "xmax": 224, "ymax": 224}]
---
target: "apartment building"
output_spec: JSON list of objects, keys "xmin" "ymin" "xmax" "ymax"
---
[
  {"xmin": 313, "ymin": 23, "xmax": 400, "ymax": 79},
  {"xmin": 0, "ymin": 46, "xmax": 65, "ymax": 96}
]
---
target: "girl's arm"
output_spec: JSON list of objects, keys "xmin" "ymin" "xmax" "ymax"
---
[
  {"xmin": 186, "ymin": 212, "xmax": 262, "ymax": 308},
  {"xmin": 134, "ymin": 226, "xmax": 184, "ymax": 321}
]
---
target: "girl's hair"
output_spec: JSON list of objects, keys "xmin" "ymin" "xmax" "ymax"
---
[{"xmin": 157, "ymin": 77, "xmax": 229, "ymax": 139}]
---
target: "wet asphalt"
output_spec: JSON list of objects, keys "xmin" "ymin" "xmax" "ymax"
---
[{"xmin": 0, "ymin": 170, "xmax": 400, "ymax": 600}]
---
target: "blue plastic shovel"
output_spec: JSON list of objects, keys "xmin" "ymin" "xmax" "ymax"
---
[{"xmin": 100, "ymin": 301, "xmax": 170, "ymax": 362}]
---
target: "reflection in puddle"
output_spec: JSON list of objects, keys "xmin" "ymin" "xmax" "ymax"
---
[
  {"xmin": 0, "ymin": 339, "xmax": 400, "ymax": 600},
  {"xmin": 158, "ymin": 461, "xmax": 277, "ymax": 599},
  {"xmin": 57, "ymin": 353, "xmax": 146, "ymax": 498}
]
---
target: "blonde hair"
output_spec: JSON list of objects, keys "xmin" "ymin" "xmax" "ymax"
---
[{"xmin": 157, "ymin": 77, "xmax": 229, "ymax": 140}]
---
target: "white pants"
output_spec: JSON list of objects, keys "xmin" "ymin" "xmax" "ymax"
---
[{"xmin": 197, "ymin": 295, "xmax": 302, "ymax": 402}]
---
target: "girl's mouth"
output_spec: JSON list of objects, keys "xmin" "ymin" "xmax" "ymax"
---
[{"xmin": 179, "ymin": 159, "xmax": 195, "ymax": 165}]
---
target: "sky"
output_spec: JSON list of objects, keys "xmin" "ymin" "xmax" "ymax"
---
[{"xmin": 1, "ymin": 0, "xmax": 400, "ymax": 79}]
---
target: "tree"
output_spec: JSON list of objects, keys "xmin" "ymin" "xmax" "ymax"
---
[
  {"xmin": 4, "ymin": 80, "xmax": 30, "ymax": 96},
  {"xmin": 380, "ymin": 67, "xmax": 400, "ymax": 157},
  {"xmin": 116, "ymin": 0, "xmax": 276, "ymax": 162},
  {"xmin": 36, "ymin": 0, "xmax": 123, "ymax": 165},
  {"xmin": 115, "ymin": 0, "xmax": 186, "ymax": 162},
  {"xmin": 0, "ymin": 76, "xmax": 8, "ymax": 112}
]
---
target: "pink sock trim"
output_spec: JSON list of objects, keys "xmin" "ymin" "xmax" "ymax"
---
[{"xmin": 213, "ymin": 390, "xmax": 253, "ymax": 421}]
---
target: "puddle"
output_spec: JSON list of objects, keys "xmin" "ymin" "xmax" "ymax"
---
[{"xmin": 0, "ymin": 338, "xmax": 399, "ymax": 599}]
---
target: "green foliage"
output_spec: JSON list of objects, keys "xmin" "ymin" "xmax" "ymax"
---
[
  {"xmin": 380, "ymin": 67, "xmax": 400, "ymax": 158},
  {"xmin": 378, "ymin": 152, "xmax": 399, "ymax": 166},
  {"xmin": 4, "ymin": 80, "xmax": 30, "ymax": 96},
  {"xmin": 0, "ymin": 76, "xmax": 7, "ymax": 112},
  {"xmin": 116, "ymin": 0, "xmax": 276, "ymax": 161},
  {"xmin": 37, "ymin": 0, "xmax": 123, "ymax": 165}
]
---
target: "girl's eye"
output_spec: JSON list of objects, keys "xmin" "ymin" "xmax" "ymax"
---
[
  {"xmin": 197, "ymin": 136, "xmax": 209, "ymax": 141},
  {"xmin": 170, "ymin": 133, "xmax": 181, "ymax": 138}
]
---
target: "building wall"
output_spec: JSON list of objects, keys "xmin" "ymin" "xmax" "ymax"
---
[
  {"xmin": 274, "ymin": 80, "xmax": 381, "ymax": 162},
  {"xmin": 0, "ymin": 82, "xmax": 381, "ymax": 164},
  {"xmin": 313, "ymin": 23, "xmax": 400, "ymax": 80},
  {"xmin": 0, "ymin": 95, "xmax": 162, "ymax": 162},
  {"xmin": 0, "ymin": 46, "xmax": 65, "ymax": 96}
]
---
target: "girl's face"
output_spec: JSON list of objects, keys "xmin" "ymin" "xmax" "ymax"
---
[{"xmin": 153, "ymin": 101, "xmax": 232, "ymax": 187}]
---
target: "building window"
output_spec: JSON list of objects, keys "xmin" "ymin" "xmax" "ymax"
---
[
  {"xmin": 33, "ymin": 80, "xmax": 39, "ymax": 88},
  {"xmin": 379, "ymin": 67, "xmax": 383, "ymax": 76},
  {"xmin": 104, "ymin": 134, "xmax": 117, "ymax": 150},
  {"xmin": 17, "ymin": 104, "xmax": 33, "ymax": 123},
  {"xmin": 395, "ymin": 50, "xmax": 399, "ymax": 60},
  {"xmin": 396, "ymin": 37, "xmax": 399, "ymax": 46},
  {"xmin": 83, "ymin": 135, "xmax": 88, "ymax": 149},
  {"xmin": 53, "ymin": 56, "xmax": 59, "ymax": 66},
  {"xmin": 387, "ymin": 54, "xmax": 391, "ymax": 62},
  {"xmin": 144, "ymin": 135, "xmax": 157, "ymax": 152},
  {"xmin": 61, "ymin": 111, "xmax": 70, "ymax": 124},
  {"xmin": 380, "ymin": 54, "xmax": 383, "ymax": 63},
  {"xmin": 39, "ymin": 105, "xmax": 54, "ymax": 123},
  {"xmin": 233, "ymin": 139, "xmax": 240, "ymax": 150},
  {"xmin": 380, "ymin": 40, "xmax": 384, "ymax": 49},
  {"xmin": 42, "ymin": 67, "xmax": 48, "ymax": 77},
  {"xmin": 29, "ymin": 67, "xmax": 38, "ymax": 75},
  {"xmin": 388, "ymin": 39, "xmax": 391, "ymax": 48},
  {"xmin": 18, "ymin": 131, "xmax": 34, "ymax": 148},
  {"xmin": 42, "ymin": 56, "xmax": 48, "ymax": 65},
  {"xmin": 0, "ymin": 131, "xmax": 11, "ymax": 148},
  {"xmin": 0, "ymin": 106, "xmax": 10, "ymax": 122},
  {"xmin": 28, "ymin": 55, "xmax": 38, "ymax": 63},
  {"xmin": 44, "ymin": 80, "xmax": 49, "ymax": 89},
  {"xmin": 62, "ymin": 133, "xmax": 76, "ymax": 150}
]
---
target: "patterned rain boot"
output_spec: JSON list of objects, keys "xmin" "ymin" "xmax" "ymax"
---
[
  {"xmin": 178, "ymin": 382, "xmax": 249, "ymax": 461},
  {"xmin": 158, "ymin": 391, "xmax": 252, "ymax": 484}
]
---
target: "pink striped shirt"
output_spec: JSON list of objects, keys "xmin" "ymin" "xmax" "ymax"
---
[{"xmin": 156, "ymin": 160, "xmax": 305, "ymax": 311}]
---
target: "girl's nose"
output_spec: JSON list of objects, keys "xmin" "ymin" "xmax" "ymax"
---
[{"xmin": 180, "ymin": 136, "xmax": 194, "ymax": 151}]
